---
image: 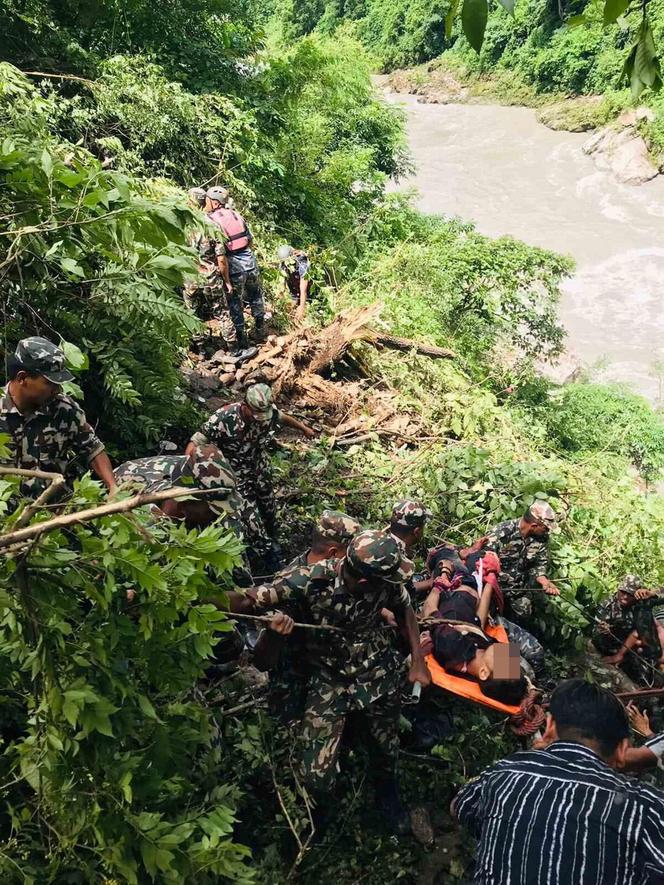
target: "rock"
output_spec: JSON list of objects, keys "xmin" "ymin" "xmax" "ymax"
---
[
  {"xmin": 583, "ymin": 125, "xmax": 659, "ymax": 185},
  {"xmin": 210, "ymin": 349, "xmax": 236, "ymax": 365},
  {"xmin": 537, "ymin": 96, "xmax": 604, "ymax": 132},
  {"xmin": 219, "ymin": 372, "xmax": 236, "ymax": 385}
]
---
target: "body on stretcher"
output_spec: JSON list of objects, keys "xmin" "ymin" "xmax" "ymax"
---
[{"xmin": 424, "ymin": 623, "xmax": 521, "ymax": 716}]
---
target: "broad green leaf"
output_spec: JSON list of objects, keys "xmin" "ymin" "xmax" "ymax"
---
[
  {"xmin": 462, "ymin": 0, "xmax": 488, "ymax": 54},
  {"xmin": 60, "ymin": 340, "xmax": 89, "ymax": 372},
  {"xmin": 40, "ymin": 148, "xmax": 53, "ymax": 178},
  {"xmin": 59, "ymin": 257, "xmax": 85, "ymax": 277},
  {"xmin": 138, "ymin": 694, "xmax": 159, "ymax": 721},
  {"xmin": 445, "ymin": 0, "xmax": 461, "ymax": 38},
  {"xmin": 496, "ymin": 0, "xmax": 514, "ymax": 14},
  {"xmin": 603, "ymin": 0, "xmax": 629, "ymax": 24},
  {"xmin": 566, "ymin": 14, "xmax": 588, "ymax": 27}
]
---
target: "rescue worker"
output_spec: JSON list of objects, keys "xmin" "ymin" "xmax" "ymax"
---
[
  {"xmin": 592, "ymin": 575, "xmax": 664, "ymax": 683},
  {"xmin": 205, "ymin": 186, "xmax": 265, "ymax": 348},
  {"xmin": 388, "ymin": 499, "xmax": 431, "ymax": 558},
  {"xmin": 1, "ymin": 337, "xmax": 115, "ymax": 498},
  {"xmin": 186, "ymin": 383, "xmax": 314, "ymax": 557},
  {"xmin": 253, "ymin": 530, "xmax": 430, "ymax": 836},
  {"xmin": 278, "ymin": 244, "xmax": 311, "ymax": 319},
  {"xmin": 113, "ymin": 443, "xmax": 273, "ymax": 561},
  {"xmin": 250, "ymin": 510, "xmax": 362, "ymax": 723},
  {"xmin": 184, "ymin": 187, "xmax": 242, "ymax": 355},
  {"xmin": 481, "ymin": 501, "xmax": 561, "ymax": 620}
]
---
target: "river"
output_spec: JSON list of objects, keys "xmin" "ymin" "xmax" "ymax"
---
[{"xmin": 389, "ymin": 93, "xmax": 664, "ymax": 401}]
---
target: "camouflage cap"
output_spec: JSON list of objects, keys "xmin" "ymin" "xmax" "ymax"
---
[
  {"xmin": 346, "ymin": 529, "xmax": 414, "ymax": 584},
  {"xmin": 318, "ymin": 510, "xmax": 361, "ymax": 544},
  {"xmin": 188, "ymin": 187, "xmax": 207, "ymax": 207},
  {"xmin": 245, "ymin": 383, "xmax": 274, "ymax": 422},
  {"xmin": 391, "ymin": 499, "xmax": 432, "ymax": 529},
  {"xmin": 15, "ymin": 337, "xmax": 74, "ymax": 384},
  {"xmin": 528, "ymin": 500, "xmax": 559, "ymax": 533},
  {"xmin": 617, "ymin": 574, "xmax": 643, "ymax": 597}
]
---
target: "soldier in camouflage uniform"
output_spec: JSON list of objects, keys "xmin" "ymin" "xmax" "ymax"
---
[
  {"xmin": 388, "ymin": 499, "xmax": 432, "ymax": 557},
  {"xmin": 254, "ymin": 530, "xmax": 431, "ymax": 835},
  {"xmin": 252, "ymin": 510, "xmax": 361, "ymax": 724},
  {"xmin": 114, "ymin": 444, "xmax": 271, "ymax": 561},
  {"xmin": 188, "ymin": 383, "xmax": 314, "ymax": 550},
  {"xmin": 592, "ymin": 575, "xmax": 664, "ymax": 685},
  {"xmin": 1, "ymin": 337, "xmax": 116, "ymax": 498},
  {"xmin": 482, "ymin": 501, "xmax": 561, "ymax": 621},
  {"xmin": 184, "ymin": 187, "xmax": 239, "ymax": 353}
]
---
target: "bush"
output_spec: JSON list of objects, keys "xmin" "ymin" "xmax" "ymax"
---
[
  {"xmin": 0, "ymin": 465, "xmax": 249, "ymax": 883},
  {"xmin": 546, "ymin": 382, "xmax": 664, "ymax": 480}
]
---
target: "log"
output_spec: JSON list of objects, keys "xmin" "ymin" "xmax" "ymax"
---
[{"xmin": 370, "ymin": 333, "xmax": 455, "ymax": 360}]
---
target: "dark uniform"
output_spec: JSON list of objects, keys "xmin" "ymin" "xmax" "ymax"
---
[
  {"xmin": 114, "ymin": 447, "xmax": 270, "ymax": 559},
  {"xmin": 280, "ymin": 250, "xmax": 311, "ymax": 302},
  {"xmin": 1, "ymin": 338, "xmax": 105, "ymax": 498},
  {"xmin": 191, "ymin": 385, "xmax": 281, "ymax": 544},
  {"xmin": 183, "ymin": 230, "xmax": 238, "ymax": 350},
  {"xmin": 260, "ymin": 510, "xmax": 361, "ymax": 725},
  {"xmin": 256, "ymin": 530, "xmax": 413, "ymax": 793},
  {"xmin": 484, "ymin": 518, "xmax": 549, "ymax": 619}
]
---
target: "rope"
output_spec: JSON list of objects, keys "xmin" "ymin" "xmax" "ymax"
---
[{"xmin": 509, "ymin": 689, "xmax": 546, "ymax": 737}]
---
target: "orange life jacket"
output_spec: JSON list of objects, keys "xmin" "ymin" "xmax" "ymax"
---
[
  {"xmin": 207, "ymin": 208, "xmax": 251, "ymax": 253},
  {"xmin": 425, "ymin": 623, "xmax": 521, "ymax": 715}
]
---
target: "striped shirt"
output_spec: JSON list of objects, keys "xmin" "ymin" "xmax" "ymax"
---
[
  {"xmin": 645, "ymin": 732, "xmax": 664, "ymax": 767},
  {"xmin": 455, "ymin": 741, "xmax": 664, "ymax": 885}
]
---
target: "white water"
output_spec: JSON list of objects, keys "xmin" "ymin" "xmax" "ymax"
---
[{"xmin": 389, "ymin": 93, "xmax": 664, "ymax": 399}]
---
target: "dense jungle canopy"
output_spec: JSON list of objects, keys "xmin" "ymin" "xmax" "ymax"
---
[{"xmin": 0, "ymin": 0, "xmax": 663, "ymax": 881}]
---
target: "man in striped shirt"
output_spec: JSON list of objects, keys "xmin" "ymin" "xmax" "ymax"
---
[{"xmin": 453, "ymin": 679, "xmax": 664, "ymax": 884}]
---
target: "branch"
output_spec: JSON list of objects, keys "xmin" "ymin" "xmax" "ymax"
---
[
  {"xmin": 0, "ymin": 486, "xmax": 224, "ymax": 551},
  {"xmin": 227, "ymin": 611, "xmax": 345, "ymax": 634},
  {"xmin": 368, "ymin": 332, "xmax": 455, "ymax": 360},
  {"xmin": 0, "ymin": 468, "xmax": 67, "ymax": 529}
]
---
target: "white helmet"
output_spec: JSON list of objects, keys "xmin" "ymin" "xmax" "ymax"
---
[{"xmin": 277, "ymin": 244, "xmax": 293, "ymax": 261}]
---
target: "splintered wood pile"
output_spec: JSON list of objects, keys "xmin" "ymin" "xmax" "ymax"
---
[{"xmin": 185, "ymin": 304, "xmax": 455, "ymax": 443}]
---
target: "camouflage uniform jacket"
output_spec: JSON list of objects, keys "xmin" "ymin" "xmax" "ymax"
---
[
  {"xmin": 191, "ymin": 403, "xmax": 282, "ymax": 470},
  {"xmin": 256, "ymin": 559, "xmax": 410, "ymax": 705},
  {"xmin": 484, "ymin": 518, "xmax": 548, "ymax": 591},
  {"xmin": 0, "ymin": 386, "xmax": 104, "ymax": 497},
  {"xmin": 593, "ymin": 593, "xmax": 664, "ymax": 659},
  {"xmin": 114, "ymin": 454, "xmax": 240, "ymax": 515}
]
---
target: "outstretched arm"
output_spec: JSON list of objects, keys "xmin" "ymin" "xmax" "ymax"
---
[
  {"xmin": 282, "ymin": 412, "xmax": 315, "ymax": 438},
  {"xmin": 90, "ymin": 451, "xmax": 117, "ymax": 493}
]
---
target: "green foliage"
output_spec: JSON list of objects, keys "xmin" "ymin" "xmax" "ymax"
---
[
  {"xmin": 0, "ymin": 477, "xmax": 251, "ymax": 882},
  {"xmin": 0, "ymin": 64, "xmax": 204, "ymax": 456},
  {"xmin": 545, "ymin": 382, "xmax": 664, "ymax": 479},
  {"xmin": 341, "ymin": 196, "xmax": 571, "ymax": 366}
]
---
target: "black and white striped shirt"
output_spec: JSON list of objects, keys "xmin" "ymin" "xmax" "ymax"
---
[{"xmin": 455, "ymin": 741, "xmax": 664, "ymax": 885}]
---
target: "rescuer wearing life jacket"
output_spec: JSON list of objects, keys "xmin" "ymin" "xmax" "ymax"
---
[{"xmin": 205, "ymin": 186, "xmax": 266, "ymax": 349}]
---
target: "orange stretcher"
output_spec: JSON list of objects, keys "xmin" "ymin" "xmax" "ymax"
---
[{"xmin": 424, "ymin": 623, "xmax": 521, "ymax": 716}]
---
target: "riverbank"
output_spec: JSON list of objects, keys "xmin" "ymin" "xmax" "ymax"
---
[{"xmin": 387, "ymin": 58, "xmax": 663, "ymax": 183}]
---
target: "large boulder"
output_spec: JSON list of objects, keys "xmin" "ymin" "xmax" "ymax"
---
[{"xmin": 583, "ymin": 117, "xmax": 659, "ymax": 185}]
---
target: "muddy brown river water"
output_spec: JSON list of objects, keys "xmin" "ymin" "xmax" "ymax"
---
[{"xmin": 389, "ymin": 93, "xmax": 664, "ymax": 400}]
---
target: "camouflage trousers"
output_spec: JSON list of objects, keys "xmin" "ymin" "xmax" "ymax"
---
[
  {"xmin": 234, "ymin": 453, "xmax": 277, "ymax": 541},
  {"xmin": 503, "ymin": 587, "xmax": 535, "ymax": 621},
  {"xmin": 296, "ymin": 676, "xmax": 401, "ymax": 794},
  {"xmin": 184, "ymin": 281, "xmax": 237, "ymax": 348},
  {"xmin": 496, "ymin": 616, "xmax": 545, "ymax": 674},
  {"xmin": 228, "ymin": 270, "xmax": 265, "ymax": 337}
]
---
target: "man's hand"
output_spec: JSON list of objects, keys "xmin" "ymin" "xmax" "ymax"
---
[
  {"xmin": 225, "ymin": 281, "xmax": 233, "ymax": 295},
  {"xmin": 541, "ymin": 580, "xmax": 560, "ymax": 596},
  {"xmin": 634, "ymin": 588, "xmax": 655, "ymax": 601},
  {"xmin": 626, "ymin": 703, "xmax": 654, "ymax": 738},
  {"xmin": 269, "ymin": 612, "xmax": 294, "ymax": 635},
  {"xmin": 381, "ymin": 608, "xmax": 398, "ymax": 627},
  {"xmin": 408, "ymin": 656, "xmax": 431, "ymax": 688},
  {"xmin": 596, "ymin": 620, "xmax": 611, "ymax": 635}
]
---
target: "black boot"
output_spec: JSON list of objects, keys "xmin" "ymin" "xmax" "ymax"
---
[
  {"xmin": 253, "ymin": 318, "xmax": 267, "ymax": 343},
  {"xmin": 375, "ymin": 778, "xmax": 410, "ymax": 837},
  {"xmin": 232, "ymin": 330, "xmax": 249, "ymax": 356}
]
